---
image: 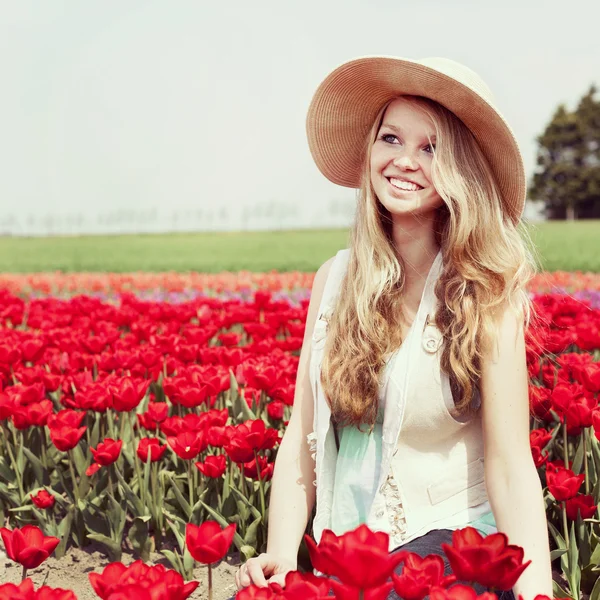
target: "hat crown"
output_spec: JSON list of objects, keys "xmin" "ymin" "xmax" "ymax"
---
[{"xmin": 415, "ymin": 57, "xmax": 495, "ymax": 105}]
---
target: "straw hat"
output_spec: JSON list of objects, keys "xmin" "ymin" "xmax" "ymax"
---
[{"xmin": 305, "ymin": 56, "xmax": 526, "ymax": 223}]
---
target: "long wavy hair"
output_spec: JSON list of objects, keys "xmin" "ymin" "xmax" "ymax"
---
[{"xmin": 320, "ymin": 95, "xmax": 537, "ymax": 431}]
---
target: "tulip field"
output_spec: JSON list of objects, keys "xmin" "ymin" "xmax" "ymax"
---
[{"xmin": 0, "ymin": 264, "xmax": 600, "ymax": 600}]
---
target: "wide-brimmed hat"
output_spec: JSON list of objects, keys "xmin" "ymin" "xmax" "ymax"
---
[{"xmin": 305, "ymin": 55, "xmax": 526, "ymax": 223}]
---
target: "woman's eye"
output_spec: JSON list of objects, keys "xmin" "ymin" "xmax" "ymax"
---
[{"xmin": 380, "ymin": 134, "xmax": 435, "ymax": 154}]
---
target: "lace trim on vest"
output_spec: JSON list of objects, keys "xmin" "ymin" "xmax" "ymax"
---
[
  {"xmin": 382, "ymin": 472, "xmax": 408, "ymax": 544},
  {"xmin": 307, "ymin": 431, "xmax": 317, "ymax": 487}
]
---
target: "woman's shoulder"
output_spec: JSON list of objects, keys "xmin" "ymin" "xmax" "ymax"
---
[{"xmin": 314, "ymin": 249, "xmax": 350, "ymax": 284}]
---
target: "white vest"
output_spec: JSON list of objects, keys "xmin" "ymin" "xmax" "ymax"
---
[{"xmin": 308, "ymin": 249, "xmax": 493, "ymax": 550}]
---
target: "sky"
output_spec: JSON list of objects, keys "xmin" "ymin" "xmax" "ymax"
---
[{"xmin": 1, "ymin": 1, "xmax": 598, "ymax": 236}]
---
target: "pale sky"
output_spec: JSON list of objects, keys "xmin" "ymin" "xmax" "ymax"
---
[{"xmin": 1, "ymin": 1, "xmax": 598, "ymax": 235}]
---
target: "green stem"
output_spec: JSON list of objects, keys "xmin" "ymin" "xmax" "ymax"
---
[
  {"xmin": 21, "ymin": 566, "xmax": 27, "ymax": 582},
  {"xmin": 187, "ymin": 460, "xmax": 195, "ymax": 511},
  {"xmin": 208, "ymin": 563, "xmax": 213, "ymax": 600},
  {"xmin": 563, "ymin": 418, "xmax": 569, "ymax": 468},
  {"xmin": 39, "ymin": 428, "xmax": 48, "ymax": 471},
  {"xmin": 2, "ymin": 423, "xmax": 24, "ymax": 501},
  {"xmin": 562, "ymin": 501, "xmax": 569, "ymax": 550},
  {"xmin": 68, "ymin": 451, "xmax": 81, "ymax": 505},
  {"xmin": 254, "ymin": 450, "xmax": 266, "ymax": 521},
  {"xmin": 129, "ymin": 413, "xmax": 146, "ymax": 512},
  {"xmin": 583, "ymin": 428, "xmax": 590, "ymax": 495}
]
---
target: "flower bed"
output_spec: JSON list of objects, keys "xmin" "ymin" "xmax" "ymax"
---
[{"xmin": 0, "ymin": 282, "xmax": 599, "ymax": 599}]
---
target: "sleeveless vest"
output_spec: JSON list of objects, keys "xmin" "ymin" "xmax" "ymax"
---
[{"xmin": 307, "ymin": 248, "xmax": 495, "ymax": 551}]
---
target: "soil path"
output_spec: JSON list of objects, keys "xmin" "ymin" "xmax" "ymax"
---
[{"xmin": 0, "ymin": 547, "xmax": 241, "ymax": 600}]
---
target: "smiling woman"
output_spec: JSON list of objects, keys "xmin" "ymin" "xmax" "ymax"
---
[{"xmin": 235, "ymin": 55, "xmax": 555, "ymax": 600}]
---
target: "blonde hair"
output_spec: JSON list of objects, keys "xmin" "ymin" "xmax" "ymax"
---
[{"xmin": 320, "ymin": 95, "xmax": 537, "ymax": 431}]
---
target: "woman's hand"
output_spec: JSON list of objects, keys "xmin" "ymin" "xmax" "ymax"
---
[{"xmin": 235, "ymin": 553, "xmax": 296, "ymax": 590}]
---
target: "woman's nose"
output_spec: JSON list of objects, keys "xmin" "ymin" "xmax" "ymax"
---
[{"xmin": 393, "ymin": 152, "xmax": 418, "ymax": 170}]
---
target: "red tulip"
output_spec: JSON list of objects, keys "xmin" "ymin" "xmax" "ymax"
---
[
  {"xmin": 235, "ymin": 584, "xmax": 284, "ymax": 599},
  {"xmin": 195, "ymin": 455, "xmax": 227, "ymax": 478},
  {"xmin": 90, "ymin": 439, "xmax": 122, "ymax": 466},
  {"xmin": 565, "ymin": 494, "xmax": 598, "ymax": 521},
  {"xmin": 429, "ymin": 583, "xmax": 498, "ymax": 600},
  {"xmin": 86, "ymin": 463, "xmax": 102, "ymax": 477},
  {"xmin": 304, "ymin": 524, "xmax": 406, "ymax": 589},
  {"xmin": 47, "ymin": 424, "xmax": 87, "ymax": 452},
  {"xmin": 529, "ymin": 428, "xmax": 552, "ymax": 451},
  {"xmin": 0, "ymin": 392, "xmax": 15, "ymax": 420},
  {"xmin": 35, "ymin": 585, "xmax": 78, "ymax": 600},
  {"xmin": 47, "ymin": 409, "xmax": 86, "ymax": 429},
  {"xmin": 89, "ymin": 560, "xmax": 198, "ymax": 600},
  {"xmin": 329, "ymin": 580, "xmax": 394, "ymax": 600},
  {"xmin": 579, "ymin": 362, "xmax": 600, "ymax": 393},
  {"xmin": 0, "ymin": 525, "xmax": 60, "ymax": 569},
  {"xmin": 137, "ymin": 438, "xmax": 167, "ymax": 463},
  {"xmin": 391, "ymin": 553, "xmax": 456, "ymax": 600},
  {"xmin": 242, "ymin": 456, "xmax": 274, "ymax": 481},
  {"xmin": 167, "ymin": 430, "xmax": 206, "ymax": 460},
  {"xmin": 0, "ymin": 579, "xmax": 35, "ymax": 600},
  {"xmin": 441, "ymin": 526, "xmax": 531, "ymax": 590},
  {"xmin": 529, "ymin": 386, "xmax": 553, "ymax": 423},
  {"xmin": 267, "ymin": 400, "xmax": 285, "ymax": 420},
  {"xmin": 31, "ymin": 489, "xmax": 55, "ymax": 509},
  {"xmin": 225, "ymin": 420, "xmax": 279, "ymax": 463},
  {"xmin": 593, "ymin": 409, "xmax": 600, "ymax": 442},
  {"xmin": 546, "ymin": 466, "xmax": 585, "ymax": 501},
  {"xmin": 185, "ymin": 521, "xmax": 236, "ymax": 564},
  {"xmin": 110, "ymin": 378, "xmax": 148, "ymax": 412},
  {"xmin": 282, "ymin": 571, "xmax": 331, "ymax": 598}
]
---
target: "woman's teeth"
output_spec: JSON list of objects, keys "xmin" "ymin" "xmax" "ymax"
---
[{"xmin": 389, "ymin": 178, "xmax": 422, "ymax": 191}]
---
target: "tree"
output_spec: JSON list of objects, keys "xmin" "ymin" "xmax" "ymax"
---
[{"xmin": 529, "ymin": 85, "xmax": 600, "ymax": 219}]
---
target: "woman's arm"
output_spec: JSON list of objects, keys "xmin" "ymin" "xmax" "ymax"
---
[
  {"xmin": 480, "ymin": 304, "xmax": 554, "ymax": 600},
  {"xmin": 265, "ymin": 256, "xmax": 336, "ymax": 566}
]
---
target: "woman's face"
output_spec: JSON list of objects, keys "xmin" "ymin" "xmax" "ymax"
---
[{"xmin": 370, "ymin": 98, "xmax": 445, "ymax": 217}]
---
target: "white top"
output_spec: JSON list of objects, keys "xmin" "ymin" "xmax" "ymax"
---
[{"xmin": 308, "ymin": 248, "xmax": 497, "ymax": 551}]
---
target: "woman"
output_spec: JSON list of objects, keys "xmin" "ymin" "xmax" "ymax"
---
[{"xmin": 235, "ymin": 56, "xmax": 554, "ymax": 599}]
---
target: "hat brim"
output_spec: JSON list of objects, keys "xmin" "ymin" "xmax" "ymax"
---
[{"xmin": 306, "ymin": 56, "xmax": 525, "ymax": 223}]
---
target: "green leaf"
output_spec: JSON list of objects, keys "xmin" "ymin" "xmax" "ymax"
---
[
  {"xmin": 168, "ymin": 474, "xmax": 191, "ymax": 520},
  {"xmin": 129, "ymin": 516, "xmax": 152, "ymax": 562},
  {"xmin": 568, "ymin": 520, "xmax": 581, "ymax": 599},
  {"xmin": 106, "ymin": 493, "xmax": 126, "ymax": 540},
  {"xmin": 230, "ymin": 369, "xmax": 256, "ymax": 421},
  {"xmin": 0, "ymin": 456, "xmax": 16, "ymax": 483},
  {"xmin": 22, "ymin": 447, "xmax": 45, "ymax": 486},
  {"xmin": 243, "ymin": 515, "xmax": 263, "ymax": 547},
  {"xmin": 590, "ymin": 539, "xmax": 600, "ymax": 567},
  {"xmin": 553, "ymin": 578, "xmax": 572, "ymax": 599},
  {"xmin": 55, "ymin": 508, "xmax": 75, "ymax": 559},
  {"xmin": 166, "ymin": 517, "xmax": 186, "ymax": 554},
  {"xmin": 86, "ymin": 533, "xmax": 122, "ymax": 562},
  {"xmin": 548, "ymin": 521, "xmax": 567, "ymax": 550},
  {"xmin": 82, "ymin": 504, "xmax": 111, "ymax": 539},
  {"xmin": 160, "ymin": 549, "xmax": 184, "ymax": 576},
  {"xmin": 230, "ymin": 486, "xmax": 262, "ymax": 521},
  {"xmin": 239, "ymin": 545, "xmax": 256, "ymax": 560},
  {"xmin": 142, "ymin": 454, "xmax": 152, "ymax": 512},
  {"xmin": 114, "ymin": 466, "xmax": 144, "ymax": 516},
  {"xmin": 572, "ymin": 433, "xmax": 585, "ymax": 475},
  {"xmin": 550, "ymin": 548, "xmax": 567, "ymax": 561},
  {"xmin": 197, "ymin": 499, "xmax": 245, "ymax": 551},
  {"xmin": 72, "ymin": 445, "xmax": 89, "ymax": 477},
  {"xmin": 590, "ymin": 575, "xmax": 600, "ymax": 600}
]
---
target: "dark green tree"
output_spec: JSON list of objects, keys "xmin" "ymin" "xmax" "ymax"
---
[
  {"xmin": 574, "ymin": 84, "xmax": 600, "ymax": 218},
  {"xmin": 529, "ymin": 85, "xmax": 600, "ymax": 219}
]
